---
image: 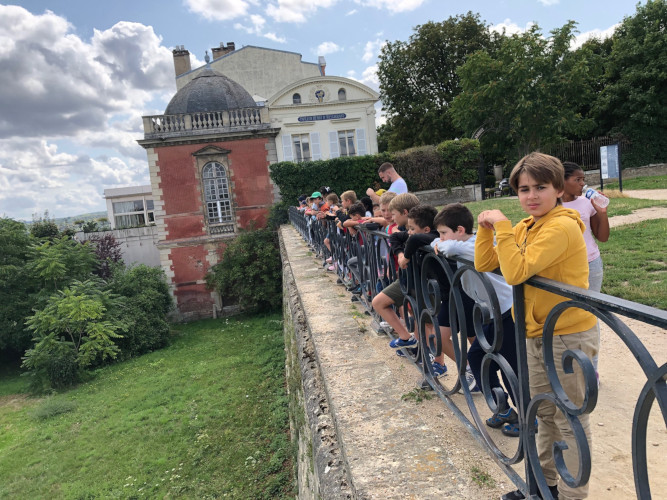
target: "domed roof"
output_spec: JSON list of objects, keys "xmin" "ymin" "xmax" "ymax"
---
[{"xmin": 165, "ymin": 67, "xmax": 256, "ymax": 114}]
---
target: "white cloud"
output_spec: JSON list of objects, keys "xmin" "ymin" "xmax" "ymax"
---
[
  {"xmin": 264, "ymin": 32, "xmax": 287, "ymax": 43},
  {"xmin": 234, "ymin": 14, "xmax": 286, "ymax": 43},
  {"xmin": 571, "ymin": 24, "xmax": 618, "ymax": 49},
  {"xmin": 490, "ymin": 19, "xmax": 536, "ymax": 36},
  {"xmin": 362, "ymin": 38, "xmax": 386, "ymax": 63},
  {"xmin": 185, "ymin": 0, "xmax": 250, "ymax": 21},
  {"xmin": 347, "ymin": 70, "xmax": 357, "ymax": 77},
  {"xmin": 317, "ymin": 41, "xmax": 341, "ymax": 56},
  {"xmin": 0, "ymin": 5, "xmax": 173, "ymax": 219},
  {"xmin": 353, "ymin": 0, "xmax": 425, "ymax": 14},
  {"xmin": 538, "ymin": 0, "xmax": 559, "ymax": 5},
  {"xmin": 346, "ymin": 9, "xmax": 358, "ymax": 15},
  {"xmin": 266, "ymin": 0, "xmax": 338, "ymax": 23}
]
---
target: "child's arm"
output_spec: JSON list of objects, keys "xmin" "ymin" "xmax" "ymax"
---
[
  {"xmin": 475, "ymin": 211, "xmax": 505, "ymax": 272},
  {"xmin": 343, "ymin": 219, "xmax": 360, "ymax": 228},
  {"xmin": 590, "ymin": 202, "xmax": 610, "ymax": 243}
]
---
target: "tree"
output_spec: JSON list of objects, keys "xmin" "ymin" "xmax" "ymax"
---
[
  {"xmin": 30, "ymin": 210, "xmax": 60, "ymax": 239},
  {"xmin": 0, "ymin": 218, "xmax": 36, "ymax": 354},
  {"xmin": 451, "ymin": 21, "xmax": 598, "ymax": 164},
  {"xmin": 206, "ymin": 228, "xmax": 282, "ymax": 313},
  {"xmin": 88, "ymin": 233, "xmax": 123, "ymax": 279},
  {"xmin": 377, "ymin": 12, "xmax": 497, "ymax": 151},
  {"xmin": 593, "ymin": 0, "xmax": 667, "ymax": 167},
  {"xmin": 22, "ymin": 279, "xmax": 128, "ymax": 390}
]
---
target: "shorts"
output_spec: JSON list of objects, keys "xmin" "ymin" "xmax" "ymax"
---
[
  {"xmin": 437, "ymin": 291, "xmax": 476, "ymax": 337},
  {"xmin": 381, "ymin": 280, "xmax": 404, "ymax": 305}
]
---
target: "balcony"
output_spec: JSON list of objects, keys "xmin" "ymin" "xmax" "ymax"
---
[{"xmin": 141, "ymin": 106, "xmax": 271, "ymax": 140}]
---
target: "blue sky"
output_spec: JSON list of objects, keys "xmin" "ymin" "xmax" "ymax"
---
[{"xmin": 0, "ymin": 0, "xmax": 640, "ymax": 220}]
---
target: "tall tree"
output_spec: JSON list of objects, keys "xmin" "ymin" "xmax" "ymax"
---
[
  {"xmin": 593, "ymin": 0, "xmax": 667, "ymax": 167},
  {"xmin": 450, "ymin": 21, "xmax": 598, "ymax": 164},
  {"xmin": 377, "ymin": 12, "xmax": 497, "ymax": 151}
]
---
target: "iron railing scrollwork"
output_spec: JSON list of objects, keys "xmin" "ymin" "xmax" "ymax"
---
[{"xmin": 288, "ymin": 206, "xmax": 666, "ymax": 499}]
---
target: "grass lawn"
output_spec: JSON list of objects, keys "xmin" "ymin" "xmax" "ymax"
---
[
  {"xmin": 604, "ymin": 174, "xmax": 667, "ymax": 190},
  {"xmin": 0, "ymin": 314, "xmax": 294, "ymax": 499}
]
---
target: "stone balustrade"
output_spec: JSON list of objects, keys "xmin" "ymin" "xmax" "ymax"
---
[{"xmin": 142, "ymin": 106, "xmax": 270, "ymax": 139}]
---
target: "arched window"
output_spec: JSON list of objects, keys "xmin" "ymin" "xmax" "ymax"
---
[
  {"xmin": 338, "ymin": 88, "xmax": 346, "ymax": 101},
  {"xmin": 292, "ymin": 93, "xmax": 301, "ymax": 104},
  {"xmin": 202, "ymin": 162, "xmax": 233, "ymax": 226}
]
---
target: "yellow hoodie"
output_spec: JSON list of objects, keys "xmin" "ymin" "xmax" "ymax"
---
[{"xmin": 475, "ymin": 206, "xmax": 597, "ymax": 339}]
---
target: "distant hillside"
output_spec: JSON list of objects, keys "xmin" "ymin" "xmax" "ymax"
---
[{"xmin": 53, "ymin": 211, "xmax": 108, "ymax": 229}]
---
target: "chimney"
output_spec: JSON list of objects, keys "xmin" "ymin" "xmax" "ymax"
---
[
  {"xmin": 318, "ymin": 56, "xmax": 326, "ymax": 76},
  {"xmin": 211, "ymin": 42, "xmax": 236, "ymax": 60},
  {"xmin": 173, "ymin": 45, "xmax": 191, "ymax": 77}
]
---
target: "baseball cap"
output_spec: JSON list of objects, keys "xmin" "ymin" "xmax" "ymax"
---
[{"xmin": 311, "ymin": 191, "xmax": 322, "ymax": 198}]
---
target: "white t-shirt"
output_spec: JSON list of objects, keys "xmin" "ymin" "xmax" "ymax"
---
[
  {"xmin": 389, "ymin": 177, "xmax": 408, "ymax": 194},
  {"xmin": 431, "ymin": 234, "xmax": 513, "ymax": 317},
  {"xmin": 562, "ymin": 196, "xmax": 600, "ymax": 262}
]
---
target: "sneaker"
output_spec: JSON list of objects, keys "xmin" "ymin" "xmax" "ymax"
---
[
  {"xmin": 327, "ymin": 265, "xmax": 335, "ymax": 272},
  {"xmin": 379, "ymin": 321, "xmax": 393, "ymax": 332},
  {"xmin": 395, "ymin": 347, "xmax": 418, "ymax": 358},
  {"xmin": 486, "ymin": 408, "xmax": 518, "ymax": 428},
  {"xmin": 389, "ymin": 336, "xmax": 417, "ymax": 349},
  {"xmin": 501, "ymin": 484, "xmax": 558, "ymax": 500},
  {"xmin": 502, "ymin": 422, "xmax": 520, "ymax": 437},
  {"xmin": 465, "ymin": 368, "xmax": 480, "ymax": 393},
  {"xmin": 432, "ymin": 361, "xmax": 447, "ymax": 377}
]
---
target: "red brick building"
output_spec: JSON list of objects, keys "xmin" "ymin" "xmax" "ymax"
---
[{"xmin": 138, "ymin": 67, "xmax": 280, "ymax": 320}]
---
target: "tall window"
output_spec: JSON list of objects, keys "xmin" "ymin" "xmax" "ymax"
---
[
  {"xmin": 338, "ymin": 130, "xmax": 356, "ymax": 157},
  {"xmin": 292, "ymin": 134, "xmax": 311, "ymax": 161},
  {"xmin": 292, "ymin": 93, "xmax": 301, "ymax": 104},
  {"xmin": 338, "ymin": 88, "xmax": 346, "ymax": 101},
  {"xmin": 202, "ymin": 162, "xmax": 233, "ymax": 225}
]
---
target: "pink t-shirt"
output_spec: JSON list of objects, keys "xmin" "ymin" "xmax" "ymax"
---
[{"xmin": 562, "ymin": 196, "xmax": 599, "ymax": 262}]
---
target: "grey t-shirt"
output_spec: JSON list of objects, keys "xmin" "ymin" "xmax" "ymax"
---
[{"xmin": 389, "ymin": 177, "xmax": 408, "ymax": 194}]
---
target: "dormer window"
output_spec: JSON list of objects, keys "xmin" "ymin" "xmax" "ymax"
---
[
  {"xmin": 293, "ymin": 93, "xmax": 301, "ymax": 104},
  {"xmin": 338, "ymin": 88, "xmax": 346, "ymax": 101}
]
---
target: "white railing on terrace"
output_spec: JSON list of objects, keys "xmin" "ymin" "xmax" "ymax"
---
[{"xmin": 142, "ymin": 107, "xmax": 270, "ymax": 138}]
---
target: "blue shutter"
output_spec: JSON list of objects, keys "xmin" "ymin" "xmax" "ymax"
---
[
  {"xmin": 329, "ymin": 131, "xmax": 340, "ymax": 158},
  {"xmin": 310, "ymin": 132, "xmax": 321, "ymax": 160},
  {"xmin": 282, "ymin": 134, "xmax": 293, "ymax": 161}
]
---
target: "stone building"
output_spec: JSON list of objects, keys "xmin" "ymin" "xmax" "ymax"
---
[{"xmin": 135, "ymin": 44, "xmax": 379, "ymax": 319}]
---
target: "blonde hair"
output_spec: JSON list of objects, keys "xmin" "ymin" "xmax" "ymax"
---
[
  {"xmin": 509, "ymin": 152, "xmax": 565, "ymax": 194},
  {"xmin": 340, "ymin": 190, "xmax": 357, "ymax": 203},
  {"xmin": 379, "ymin": 191, "xmax": 397, "ymax": 206},
  {"xmin": 388, "ymin": 193, "xmax": 420, "ymax": 213}
]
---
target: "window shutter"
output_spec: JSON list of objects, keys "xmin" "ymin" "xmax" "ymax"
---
[
  {"xmin": 281, "ymin": 134, "xmax": 293, "ymax": 161},
  {"xmin": 356, "ymin": 128, "xmax": 367, "ymax": 156},
  {"xmin": 329, "ymin": 131, "xmax": 340, "ymax": 158},
  {"xmin": 310, "ymin": 132, "xmax": 321, "ymax": 160}
]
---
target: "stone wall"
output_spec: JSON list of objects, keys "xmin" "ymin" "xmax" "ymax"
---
[
  {"xmin": 413, "ymin": 184, "xmax": 483, "ymax": 206},
  {"xmin": 585, "ymin": 163, "xmax": 667, "ymax": 186}
]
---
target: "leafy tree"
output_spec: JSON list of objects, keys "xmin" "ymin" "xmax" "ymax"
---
[
  {"xmin": 30, "ymin": 210, "xmax": 60, "ymax": 239},
  {"xmin": 377, "ymin": 12, "xmax": 497, "ymax": 151},
  {"xmin": 206, "ymin": 228, "xmax": 282, "ymax": 313},
  {"xmin": 28, "ymin": 236, "xmax": 97, "ymax": 293},
  {"xmin": 107, "ymin": 265, "xmax": 172, "ymax": 357},
  {"xmin": 22, "ymin": 279, "xmax": 128, "ymax": 390},
  {"xmin": 0, "ymin": 218, "xmax": 37, "ymax": 355},
  {"xmin": 81, "ymin": 220, "xmax": 99, "ymax": 233},
  {"xmin": 593, "ymin": 0, "xmax": 667, "ymax": 167},
  {"xmin": 88, "ymin": 233, "xmax": 124, "ymax": 279},
  {"xmin": 451, "ymin": 21, "xmax": 598, "ymax": 163}
]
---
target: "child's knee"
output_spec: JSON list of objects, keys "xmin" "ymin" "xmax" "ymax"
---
[{"xmin": 372, "ymin": 292, "xmax": 393, "ymax": 310}]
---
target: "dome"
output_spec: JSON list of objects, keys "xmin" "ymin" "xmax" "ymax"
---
[{"xmin": 165, "ymin": 68, "xmax": 256, "ymax": 114}]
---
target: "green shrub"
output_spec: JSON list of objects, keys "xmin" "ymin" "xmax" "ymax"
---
[
  {"xmin": 437, "ymin": 138, "xmax": 481, "ymax": 187},
  {"xmin": 31, "ymin": 397, "xmax": 77, "ymax": 420},
  {"xmin": 107, "ymin": 265, "xmax": 172, "ymax": 358},
  {"xmin": 206, "ymin": 228, "xmax": 282, "ymax": 313},
  {"xmin": 392, "ymin": 145, "xmax": 443, "ymax": 191},
  {"xmin": 267, "ymin": 202, "xmax": 290, "ymax": 229}
]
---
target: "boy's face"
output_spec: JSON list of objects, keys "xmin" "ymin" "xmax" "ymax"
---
[
  {"xmin": 407, "ymin": 218, "xmax": 430, "ymax": 235},
  {"xmin": 517, "ymin": 172, "xmax": 564, "ymax": 221},
  {"xmin": 380, "ymin": 203, "xmax": 393, "ymax": 223},
  {"xmin": 391, "ymin": 209, "xmax": 409, "ymax": 227},
  {"xmin": 350, "ymin": 213, "xmax": 362, "ymax": 221},
  {"xmin": 437, "ymin": 224, "xmax": 461, "ymax": 241}
]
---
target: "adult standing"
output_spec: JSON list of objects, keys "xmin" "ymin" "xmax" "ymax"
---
[{"xmin": 366, "ymin": 162, "xmax": 407, "ymax": 203}]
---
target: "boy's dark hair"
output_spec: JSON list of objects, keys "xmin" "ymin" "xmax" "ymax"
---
[
  {"xmin": 407, "ymin": 205, "xmax": 437, "ymax": 230},
  {"xmin": 360, "ymin": 196, "xmax": 373, "ymax": 214},
  {"xmin": 562, "ymin": 161, "xmax": 584, "ymax": 180},
  {"xmin": 348, "ymin": 202, "xmax": 366, "ymax": 217},
  {"xmin": 433, "ymin": 203, "xmax": 474, "ymax": 234},
  {"xmin": 509, "ymin": 152, "xmax": 565, "ymax": 193}
]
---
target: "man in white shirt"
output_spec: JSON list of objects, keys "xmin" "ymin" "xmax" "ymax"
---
[{"xmin": 366, "ymin": 162, "xmax": 407, "ymax": 203}]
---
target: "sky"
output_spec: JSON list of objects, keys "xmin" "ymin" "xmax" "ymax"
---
[{"xmin": 0, "ymin": 0, "xmax": 641, "ymax": 221}]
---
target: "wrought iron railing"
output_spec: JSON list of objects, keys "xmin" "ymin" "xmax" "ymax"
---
[{"xmin": 288, "ymin": 206, "xmax": 667, "ymax": 499}]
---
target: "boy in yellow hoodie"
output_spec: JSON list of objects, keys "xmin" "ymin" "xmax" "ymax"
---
[{"xmin": 475, "ymin": 153, "xmax": 598, "ymax": 500}]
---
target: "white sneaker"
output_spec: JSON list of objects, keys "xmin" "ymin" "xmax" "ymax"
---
[
  {"xmin": 465, "ymin": 367, "xmax": 480, "ymax": 393},
  {"xmin": 379, "ymin": 321, "xmax": 393, "ymax": 332}
]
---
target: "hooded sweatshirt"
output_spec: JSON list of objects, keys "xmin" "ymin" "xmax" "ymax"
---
[{"xmin": 475, "ymin": 205, "xmax": 597, "ymax": 338}]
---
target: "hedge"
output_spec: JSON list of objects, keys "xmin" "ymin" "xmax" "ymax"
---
[{"xmin": 269, "ymin": 138, "xmax": 481, "ymax": 211}]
